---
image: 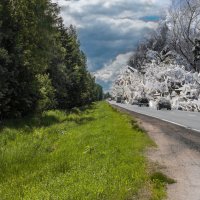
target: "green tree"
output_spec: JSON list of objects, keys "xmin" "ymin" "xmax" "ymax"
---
[
  {"xmin": 0, "ymin": 0, "xmax": 102, "ymax": 119},
  {"xmin": 0, "ymin": 0, "xmax": 57, "ymax": 118}
]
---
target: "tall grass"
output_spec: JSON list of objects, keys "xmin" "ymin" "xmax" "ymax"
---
[{"xmin": 0, "ymin": 102, "xmax": 169, "ymax": 199}]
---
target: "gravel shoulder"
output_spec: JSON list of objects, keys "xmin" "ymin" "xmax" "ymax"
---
[{"xmin": 112, "ymin": 105, "xmax": 200, "ymax": 200}]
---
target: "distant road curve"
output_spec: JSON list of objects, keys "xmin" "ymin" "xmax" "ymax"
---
[{"xmin": 109, "ymin": 101, "xmax": 200, "ymax": 133}]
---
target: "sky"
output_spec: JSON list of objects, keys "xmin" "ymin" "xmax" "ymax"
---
[{"xmin": 54, "ymin": 0, "xmax": 171, "ymax": 91}]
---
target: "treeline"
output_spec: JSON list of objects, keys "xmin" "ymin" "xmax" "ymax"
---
[
  {"xmin": 128, "ymin": 0, "xmax": 200, "ymax": 73},
  {"xmin": 0, "ymin": 0, "xmax": 103, "ymax": 119}
]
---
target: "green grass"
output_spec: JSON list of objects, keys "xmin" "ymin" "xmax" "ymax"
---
[
  {"xmin": 150, "ymin": 172, "xmax": 176, "ymax": 200},
  {"xmin": 0, "ymin": 102, "xmax": 170, "ymax": 199}
]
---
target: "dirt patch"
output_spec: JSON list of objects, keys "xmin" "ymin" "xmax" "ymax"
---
[{"xmin": 113, "ymin": 105, "xmax": 200, "ymax": 200}]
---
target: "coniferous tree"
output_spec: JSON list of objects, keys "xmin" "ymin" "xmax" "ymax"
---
[{"xmin": 0, "ymin": 0, "xmax": 103, "ymax": 119}]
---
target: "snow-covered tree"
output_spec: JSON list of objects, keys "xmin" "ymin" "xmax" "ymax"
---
[
  {"xmin": 113, "ymin": 0, "xmax": 200, "ymax": 111},
  {"xmin": 167, "ymin": 0, "xmax": 200, "ymax": 72},
  {"xmin": 112, "ymin": 62, "xmax": 200, "ymax": 111}
]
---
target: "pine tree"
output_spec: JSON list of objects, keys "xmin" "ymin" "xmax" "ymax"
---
[{"xmin": 0, "ymin": 0, "xmax": 103, "ymax": 119}]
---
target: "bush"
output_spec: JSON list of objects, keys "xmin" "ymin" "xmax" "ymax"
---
[{"xmin": 36, "ymin": 74, "xmax": 56, "ymax": 112}]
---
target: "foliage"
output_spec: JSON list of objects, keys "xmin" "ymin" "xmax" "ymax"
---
[
  {"xmin": 0, "ymin": 0, "xmax": 102, "ymax": 119},
  {"xmin": 36, "ymin": 74, "xmax": 56, "ymax": 111},
  {"xmin": 0, "ymin": 102, "xmax": 167, "ymax": 199},
  {"xmin": 104, "ymin": 92, "xmax": 112, "ymax": 99}
]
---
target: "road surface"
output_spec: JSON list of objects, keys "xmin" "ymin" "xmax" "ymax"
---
[
  {"xmin": 110, "ymin": 101, "xmax": 200, "ymax": 132},
  {"xmin": 111, "ymin": 103, "xmax": 200, "ymax": 200}
]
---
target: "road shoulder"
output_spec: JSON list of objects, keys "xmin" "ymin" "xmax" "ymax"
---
[{"xmin": 112, "ymin": 105, "xmax": 200, "ymax": 200}]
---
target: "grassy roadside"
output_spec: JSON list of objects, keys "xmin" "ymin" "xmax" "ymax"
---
[{"xmin": 0, "ymin": 102, "xmax": 169, "ymax": 199}]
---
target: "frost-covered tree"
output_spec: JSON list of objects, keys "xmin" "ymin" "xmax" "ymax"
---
[
  {"xmin": 113, "ymin": 0, "xmax": 200, "ymax": 111},
  {"xmin": 113, "ymin": 63, "xmax": 200, "ymax": 111},
  {"xmin": 128, "ymin": 22, "xmax": 170, "ymax": 70},
  {"xmin": 167, "ymin": 0, "xmax": 200, "ymax": 72}
]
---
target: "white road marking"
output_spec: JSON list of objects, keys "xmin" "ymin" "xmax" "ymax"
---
[
  {"xmin": 111, "ymin": 102, "xmax": 200, "ymax": 133},
  {"xmin": 188, "ymin": 114, "xmax": 196, "ymax": 117}
]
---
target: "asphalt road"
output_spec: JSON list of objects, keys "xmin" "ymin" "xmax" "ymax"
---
[
  {"xmin": 110, "ymin": 101, "xmax": 200, "ymax": 132},
  {"xmin": 111, "ymin": 104, "xmax": 200, "ymax": 200}
]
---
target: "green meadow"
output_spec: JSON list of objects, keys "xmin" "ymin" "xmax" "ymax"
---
[{"xmin": 0, "ymin": 102, "xmax": 169, "ymax": 200}]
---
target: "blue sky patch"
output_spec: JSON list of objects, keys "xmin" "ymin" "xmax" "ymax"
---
[
  {"xmin": 140, "ymin": 15, "xmax": 161, "ymax": 22},
  {"xmin": 54, "ymin": 0, "xmax": 171, "ymax": 90}
]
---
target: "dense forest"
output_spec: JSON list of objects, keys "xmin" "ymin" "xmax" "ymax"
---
[{"xmin": 0, "ymin": 0, "xmax": 103, "ymax": 120}]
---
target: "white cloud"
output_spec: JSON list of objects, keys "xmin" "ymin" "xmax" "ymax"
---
[
  {"xmin": 54, "ymin": 0, "xmax": 170, "ymax": 28},
  {"xmin": 94, "ymin": 52, "xmax": 133, "ymax": 82},
  {"xmin": 53, "ymin": 0, "xmax": 171, "ymax": 89}
]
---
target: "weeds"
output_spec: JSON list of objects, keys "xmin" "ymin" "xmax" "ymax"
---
[{"xmin": 0, "ymin": 102, "xmax": 169, "ymax": 199}]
